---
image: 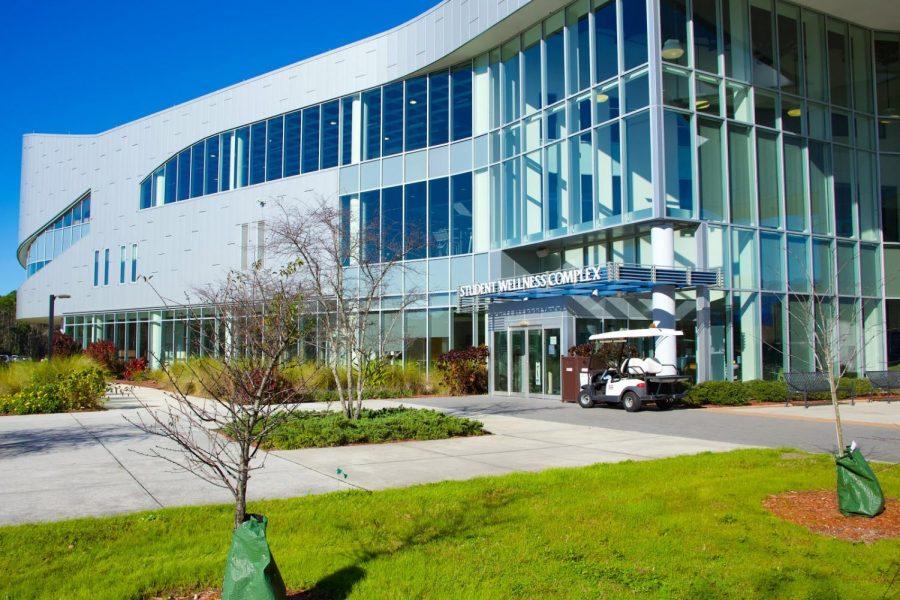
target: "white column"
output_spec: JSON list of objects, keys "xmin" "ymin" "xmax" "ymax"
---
[{"xmin": 651, "ymin": 224, "xmax": 676, "ymax": 373}]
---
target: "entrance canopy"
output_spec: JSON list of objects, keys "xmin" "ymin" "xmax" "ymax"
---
[
  {"xmin": 457, "ymin": 262, "xmax": 722, "ymax": 310},
  {"xmin": 589, "ymin": 328, "xmax": 684, "ymax": 342}
]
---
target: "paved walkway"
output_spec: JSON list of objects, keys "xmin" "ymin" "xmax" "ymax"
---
[{"xmin": 0, "ymin": 387, "xmax": 750, "ymax": 525}]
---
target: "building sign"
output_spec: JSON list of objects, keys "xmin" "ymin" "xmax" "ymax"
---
[{"xmin": 458, "ymin": 265, "xmax": 605, "ymax": 298}]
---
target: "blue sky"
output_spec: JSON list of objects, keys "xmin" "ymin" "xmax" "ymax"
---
[{"xmin": 0, "ymin": 0, "xmax": 436, "ymax": 296}]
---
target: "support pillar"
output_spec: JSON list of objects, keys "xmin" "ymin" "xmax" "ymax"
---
[{"xmin": 651, "ymin": 224, "xmax": 676, "ymax": 374}]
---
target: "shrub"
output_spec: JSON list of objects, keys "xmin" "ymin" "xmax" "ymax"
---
[
  {"xmin": 51, "ymin": 332, "xmax": 79, "ymax": 359},
  {"xmin": 682, "ymin": 380, "xmax": 750, "ymax": 407},
  {"xmin": 742, "ymin": 379, "xmax": 789, "ymax": 403},
  {"xmin": 62, "ymin": 367, "xmax": 108, "ymax": 410},
  {"xmin": 85, "ymin": 341, "xmax": 123, "ymax": 377},
  {"xmin": 0, "ymin": 363, "xmax": 107, "ymax": 415},
  {"xmin": 0, "ymin": 355, "xmax": 98, "ymax": 397},
  {"xmin": 567, "ymin": 341, "xmax": 637, "ymax": 367},
  {"xmin": 434, "ymin": 346, "xmax": 489, "ymax": 395},
  {"xmin": 231, "ymin": 367, "xmax": 297, "ymax": 405},
  {"xmin": 123, "ymin": 357, "xmax": 148, "ymax": 381}
]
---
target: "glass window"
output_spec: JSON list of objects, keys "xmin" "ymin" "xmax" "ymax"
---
[
  {"xmin": 695, "ymin": 74, "xmax": 721, "ymax": 116},
  {"xmin": 493, "ymin": 330, "xmax": 508, "ymax": 392},
  {"xmin": 164, "ymin": 158, "xmax": 176, "ymax": 204},
  {"xmin": 759, "ymin": 232, "xmax": 784, "ymax": 290},
  {"xmin": 140, "ymin": 178, "xmax": 151, "ymax": 209},
  {"xmin": 546, "ymin": 141, "xmax": 568, "ymax": 232},
  {"xmin": 93, "ymin": 250, "xmax": 99, "ymax": 286},
  {"xmin": 728, "ymin": 124, "xmax": 755, "ymax": 225},
  {"xmin": 405, "ymin": 181, "xmax": 427, "ymax": 260},
  {"xmin": 777, "ymin": 3, "xmax": 801, "ymax": 96},
  {"xmin": 567, "ymin": 0, "xmax": 591, "ymax": 94},
  {"xmin": 725, "ymin": 81, "xmax": 752, "ymax": 121},
  {"xmin": 663, "ymin": 65, "xmax": 690, "ymax": 109},
  {"xmin": 503, "ymin": 158, "xmax": 521, "ymax": 243},
  {"xmin": 235, "ymin": 127, "xmax": 250, "ymax": 188},
  {"xmin": 570, "ymin": 93, "xmax": 592, "ymax": 132},
  {"xmin": 249, "ymin": 122, "xmax": 266, "ymax": 185},
  {"xmin": 220, "ymin": 131, "xmax": 233, "ymax": 191},
  {"xmin": 524, "ymin": 150, "xmax": 542, "ymax": 237},
  {"xmin": 833, "ymin": 146, "xmax": 855, "ymax": 238},
  {"xmin": 755, "ymin": 90, "xmax": 777, "ymax": 128},
  {"xmin": 501, "ymin": 38, "xmax": 521, "ymax": 123},
  {"xmin": 405, "ymin": 77, "xmax": 427, "ymax": 151},
  {"xmin": 624, "ymin": 71, "xmax": 649, "ymax": 113},
  {"xmin": 787, "ymin": 235, "xmax": 809, "ymax": 292},
  {"xmin": 473, "ymin": 54, "xmax": 491, "ymax": 137},
  {"xmin": 803, "ymin": 10, "xmax": 828, "ymax": 102},
  {"xmin": 340, "ymin": 97, "xmax": 355, "ymax": 166},
  {"xmin": 523, "ymin": 26, "xmax": 542, "ymax": 115},
  {"xmin": 203, "ymin": 137, "xmax": 220, "ymax": 195},
  {"xmin": 119, "ymin": 245, "xmax": 126, "ymax": 284},
  {"xmin": 660, "ymin": 0, "xmax": 688, "ymax": 67},
  {"xmin": 832, "ymin": 110, "xmax": 851, "ymax": 146},
  {"xmin": 731, "ymin": 228, "xmax": 757, "ymax": 288},
  {"xmin": 733, "ymin": 292, "xmax": 760, "ymax": 380},
  {"xmin": 594, "ymin": 79, "xmax": 620, "ymax": 123},
  {"xmin": 362, "ymin": 89, "xmax": 381, "ymax": 160},
  {"xmin": 321, "ymin": 101, "xmax": 340, "ymax": 169},
  {"xmin": 429, "ymin": 71, "xmax": 450, "ymax": 146},
  {"xmin": 103, "ymin": 248, "xmax": 110, "ymax": 286},
  {"xmin": 789, "ymin": 296, "xmax": 813, "ymax": 371},
  {"xmin": 781, "ymin": 96, "xmax": 803, "ymax": 135},
  {"xmin": 812, "ymin": 237, "xmax": 834, "ymax": 295},
  {"xmin": 380, "ymin": 82, "xmax": 403, "ymax": 157},
  {"xmin": 809, "ymin": 141, "xmax": 833, "ymax": 235},
  {"xmin": 594, "ymin": 0, "xmax": 618, "ymax": 83},
  {"xmin": 547, "ymin": 104, "xmax": 567, "ymax": 141},
  {"xmin": 301, "ymin": 106, "xmax": 320, "ymax": 173},
  {"xmin": 837, "ymin": 241, "xmax": 857, "ymax": 296},
  {"xmin": 723, "ymin": 0, "xmax": 751, "ymax": 81},
  {"xmin": 176, "ymin": 148, "xmax": 191, "ymax": 200},
  {"xmin": 883, "ymin": 155, "xmax": 900, "ymax": 242},
  {"xmin": 698, "ymin": 118, "xmax": 724, "ymax": 221},
  {"xmin": 191, "ymin": 141, "xmax": 206, "ymax": 196},
  {"xmin": 284, "ymin": 111, "xmax": 301, "ymax": 177},
  {"xmin": 131, "ymin": 244, "xmax": 137, "ymax": 283},
  {"xmin": 860, "ymin": 244, "xmax": 880, "ymax": 297},
  {"xmin": 429, "ymin": 178, "xmax": 449, "ymax": 258},
  {"xmin": 693, "ymin": 0, "xmax": 718, "ymax": 73},
  {"xmin": 451, "ymin": 64, "xmax": 473, "ymax": 141},
  {"xmin": 827, "ymin": 19, "xmax": 850, "ymax": 107},
  {"xmin": 265, "ymin": 116, "xmax": 283, "ymax": 181},
  {"xmin": 756, "ymin": 131, "xmax": 780, "ymax": 228},
  {"xmin": 451, "ymin": 172, "xmax": 472, "ymax": 255},
  {"xmin": 750, "ymin": 0, "xmax": 776, "ymax": 88},
  {"xmin": 381, "ymin": 186, "xmax": 403, "ymax": 261},
  {"xmin": 760, "ymin": 294, "xmax": 785, "ymax": 379},
  {"xmin": 596, "ymin": 121, "xmax": 622, "ymax": 224},
  {"xmin": 664, "ymin": 110, "xmax": 693, "ymax": 216},
  {"xmin": 359, "ymin": 190, "xmax": 379, "ymax": 263},
  {"xmin": 875, "ymin": 34, "xmax": 900, "ymax": 117},
  {"xmin": 622, "ymin": 0, "xmax": 648, "ymax": 71},
  {"xmin": 571, "ymin": 131, "xmax": 593, "ymax": 226},
  {"xmin": 783, "ymin": 136, "xmax": 807, "ymax": 232},
  {"xmin": 405, "ymin": 311, "xmax": 427, "ymax": 366},
  {"xmin": 544, "ymin": 12, "xmax": 565, "ymax": 106},
  {"xmin": 625, "ymin": 111, "xmax": 652, "ymax": 216},
  {"xmin": 857, "ymin": 151, "xmax": 878, "ymax": 242}
]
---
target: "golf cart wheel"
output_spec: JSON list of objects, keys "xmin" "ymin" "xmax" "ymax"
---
[
  {"xmin": 578, "ymin": 390, "xmax": 596, "ymax": 408},
  {"xmin": 656, "ymin": 398, "xmax": 674, "ymax": 411},
  {"xmin": 622, "ymin": 391, "xmax": 642, "ymax": 412}
]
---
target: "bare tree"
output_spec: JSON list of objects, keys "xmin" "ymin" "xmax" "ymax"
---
[
  {"xmin": 269, "ymin": 194, "xmax": 421, "ymax": 420},
  {"xmin": 130, "ymin": 261, "xmax": 312, "ymax": 529}
]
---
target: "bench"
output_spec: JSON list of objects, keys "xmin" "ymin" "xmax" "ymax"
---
[
  {"xmin": 783, "ymin": 372, "xmax": 846, "ymax": 408},
  {"xmin": 105, "ymin": 383, "xmax": 138, "ymax": 401},
  {"xmin": 864, "ymin": 371, "xmax": 899, "ymax": 404}
]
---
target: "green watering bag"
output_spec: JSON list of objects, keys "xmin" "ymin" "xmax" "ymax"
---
[
  {"xmin": 836, "ymin": 446, "xmax": 885, "ymax": 518},
  {"xmin": 222, "ymin": 514, "xmax": 287, "ymax": 600}
]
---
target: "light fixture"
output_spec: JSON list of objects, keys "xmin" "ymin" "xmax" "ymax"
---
[
  {"xmin": 535, "ymin": 246, "xmax": 550, "ymax": 258},
  {"xmin": 695, "ymin": 99, "xmax": 711, "ymax": 111},
  {"xmin": 384, "ymin": 136, "xmax": 390, "ymax": 141},
  {"xmin": 661, "ymin": 38, "xmax": 685, "ymax": 61},
  {"xmin": 409, "ymin": 99, "xmax": 418, "ymax": 105},
  {"xmin": 596, "ymin": 92, "xmax": 609, "ymax": 103},
  {"xmin": 786, "ymin": 107, "xmax": 802, "ymax": 118},
  {"xmin": 329, "ymin": 120, "xmax": 337, "ymax": 126}
]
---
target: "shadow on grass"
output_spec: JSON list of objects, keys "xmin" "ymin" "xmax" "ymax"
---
[{"xmin": 289, "ymin": 565, "xmax": 366, "ymax": 599}]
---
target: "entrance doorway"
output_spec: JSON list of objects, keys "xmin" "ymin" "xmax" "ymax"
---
[{"xmin": 502, "ymin": 328, "xmax": 561, "ymax": 397}]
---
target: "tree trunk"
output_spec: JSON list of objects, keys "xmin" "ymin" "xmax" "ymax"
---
[
  {"xmin": 233, "ymin": 458, "xmax": 250, "ymax": 530},
  {"xmin": 830, "ymin": 377, "xmax": 845, "ymax": 453}
]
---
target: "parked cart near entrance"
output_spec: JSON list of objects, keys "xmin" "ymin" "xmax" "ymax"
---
[{"xmin": 571, "ymin": 328, "xmax": 689, "ymax": 412}]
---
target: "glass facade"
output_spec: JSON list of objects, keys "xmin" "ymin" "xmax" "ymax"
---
[
  {"xmin": 24, "ymin": 192, "xmax": 91, "ymax": 277},
  {"xmin": 69, "ymin": 0, "xmax": 897, "ymax": 381}
]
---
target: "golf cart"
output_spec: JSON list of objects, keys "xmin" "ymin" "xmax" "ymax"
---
[{"xmin": 577, "ymin": 328, "xmax": 689, "ymax": 412}]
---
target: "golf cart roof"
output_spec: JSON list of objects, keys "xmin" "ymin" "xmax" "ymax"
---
[{"xmin": 589, "ymin": 328, "xmax": 684, "ymax": 342}]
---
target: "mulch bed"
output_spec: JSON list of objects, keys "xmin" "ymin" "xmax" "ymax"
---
[
  {"xmin": 764, "ymin": 490, "xmax": 899, "ymax": 543},
  {"xmin": 154, "ymin": 590, "xmax": 310, "ymax": 600}
]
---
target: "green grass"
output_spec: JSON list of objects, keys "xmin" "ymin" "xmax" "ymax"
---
[
  {"xmin": 0, "ymin": 355, "xmax": 98, "ymax": 397},
  {"xmin": 0, "ymin": 449, "xmax": 897, "ymax": 599},
  {"xmin": 255, "ymin": 407, "xmax": 486, "ymax": 449}
]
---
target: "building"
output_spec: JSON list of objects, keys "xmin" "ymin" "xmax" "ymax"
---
[{"xmin": 16, "ymin": 0, "xmax": 900, "ymax": 397}]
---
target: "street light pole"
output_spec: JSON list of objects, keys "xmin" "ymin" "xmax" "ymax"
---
[{"xmin": 47, "ymin": 294, "xmax": 71, "ymax": 360}]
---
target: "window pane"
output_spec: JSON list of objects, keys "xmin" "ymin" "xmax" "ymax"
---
[
  {"xmin": 787, "ymin": 235, "xmax": 809, "ymax": 292},
  {"xmin": 544, "ymin": 13, "xmax": 565, "ymax": 106},
  {"xmin": 776, "ymin": 3, "xmax": 801, "ymax": 96},
  {"xmin": 340, "ymin": 97, "xmax": 355, "ymax": 166},
  {"xmin": 809, "ymin": 140, "xmax": 833, "ymax": 235},
  {"xmin": 360, "ymin": 190, "xmax": 379, "ymax": 263},
  {"xmin": 429, "ymin": 178, "xmax": 449, "ymax": 258},
  {"xmin": 265, "ymin": 116, "xmax": 283, "ymax": 181},
  {"xmin": 750, "ymin": 0, "xmax": 775, "ymax": 88},
  {"xmin": 803, "ymin": 11, "xmax": 827, "ymax": 102},
  {"xmin": 723, "ymin": 0, "xmax": 751, "ymax": 81},
  {"xmin": 729, "ymin": 124, "xmax": 755, "ymax": 225},
  {"xmin": 756, "ymin": 131, "xmax": 780, "ymax": 228},
  {"xmin": 596, "ymin": 121, "xmax": 622, "ymax": 224},
  {"xmin": 321, "ymin": 101, "xmax": 340, "ymax": 169},
  {"xmin": 875, "ymin": 33, "xmax": 900, "ymax": 117},
  {"xmin": 693, "ymin": 0, "xmax": 718, "ymax": 73},
  {"xmin": 249, "ymin": 122, "xmax": 266, "ymax": 185},
  {"xmin": 660, "ymin": 0, "xmax": 688, "ymax": 67},
  {"xmin": 381, "ymin": 186, "xmax": 403, "ymax": 261},
  {"xmin": 594, "ymin": 0, "xmax": 618, "ymax": 83},
  {"xmin": 523, "ymin": 26, "xmax": 541, "ymax": 115},
  {"xmin": 493, "ymin": 331, "xmax": 508, "ymax": 392},
  {"xmin": 621, "ymin": 0, "xmax": 648, "ymax": 70},
  {"xmin": 725, "ymin": 82, "xmax": 752, "ymax": 122},
  {"xmin": 523, "ymin": 151, "xmax": 541, "ymax": 237},
  {"xmin": 812, "ymin": 238, "xmax": 834, "ymax": 295},
  {"xmin": 382, "ymin": 82, "xmax": 403, "ymax": 156},
  {"xmin": 624, "ymin": 72, "xmax": 649, "ymax": 113},
  {"xmin": 760, "ymin": 294, "xmax": 785, "ymax": 379},
  {"xmin": 567, "ymin": 0, "xmax": 591, "ymax": 93},
  {"xmin": 594, "ymin": 79, "xmax": 620, "ymax": 123},
  {"xmin": 860, "ymin": 244, "xmax": 880, "ymax": 297},
  {"xmin": 833, "ymin": 146, "xmax": 855, "ymax": 238},
  {"xmin": 571, "ymin": 131, "xmax": 593, "ymax": 225},
  {"xmin": 697, "ymin": 118, "xmax": 724, "ymax": 221},
  {"xmin": 429, "ymin": 71, "xmax": 450, "ymax": 146},
  {"xmin": 625, "ymin": 111, "xmax": 652, "ymax": 217},
  {"xmin": 789, "ymin": 296, "xmax": 813, "ymax": 371},
  {"xmin": 284, "ymin": 111, "xmax": 301, "ymax": 177},
  {"xmin": 220, "ymin": 132, "xmax": 232, "ymax": 191},
  {"xmin": 546, "ymin": 141, "xmax": 568, "ymax": 231},
  {"xmin": 502, "ymin": 39, "xmax": 521, "ymax": 123},
  {"xmin": 362, "ymin": 89, "xmax": 381, "ymax": 160},
  {"xmin": 827, "ymin": 20, "xmax": 850, "ymax": 107},
  {"xmin": 664, "ymin": 110, "xmax": 693, "ymax": 216},
  {"xmin": 754, "ymin": 90, "xmax": 777, "ymax": 128},
  {"xmin": 663, "ymin": 66, "xmax": 691, "ymax": 109},
  {"xmin": 451, "ymin": 64, "xmax": 473, "ymax": 141},
  {"xmin": 405, "ymin": 181, "xmax": 427, "ymax": 260},
  {"xmin": 451, "ymin": 173, "xmax": 472, "ymax": 255},
  {"xmin": 191, "ymin": 141, "xmax": 206, "ymax": 196},
  {"xmin": 301, "ymin": 106, "xmax": 320, "ymax": 173},
  {"xmin": 695, "ymin": 74, "xmax": 721, "ymax": 116},
  {"xmin": 732, "ymin": 292, "xmax": 760, "ymax": 380},
  {"xmin": 235, "ymin": 127, "xmax": 250, "ymax": 188},
  {"xmin": 857, "ymin": 151, "xmax": 878, "ymax": 241},
  {"xmin": 731, "ymin": 228, "xmax": 757, "ymax": 288},
  {"xmin": 164, "ymin": 158, "xmax": 177, "ymax": 204},
  {"xmin": 784, "ymin": 136, "xmax": 807, "ymax": 232},
  {"xmin": 837, "ymin": 241, "xmax": 857, "ymax": 296},
  {"xmin": 503, "ymin": 158, "xmax": 521, "ymax": 243},
  {"xmin": 140, "ymin": 178, "xmax": 151, "ymax": 209},
  {"xmin": 404, "ymin": 77, "xmax": 427, "ymax": 151},
  {"xmin": 759, "ymin": 232, "xmax": 784, "ymax": 290}
]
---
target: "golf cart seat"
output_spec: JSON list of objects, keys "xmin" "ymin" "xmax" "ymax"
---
[
  {"xmin": 621, "ymin": 357, "xmax": 644, "ymax": 375},
  {"xmin": 642, "ymin": 357, "xmax": 663, "ymax": 375}
]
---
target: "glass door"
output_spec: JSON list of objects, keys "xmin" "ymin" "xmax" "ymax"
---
[
  {"xmin": 544, "ymin": 328, "xmax": 561, "ymax": 395},
  {"xmin": 510, "ymin": 330, "xmax": 527, "ymax": 395},
  {"xmin": 528, "ymin": 329, "xmax": 542, "ymax": 394}
]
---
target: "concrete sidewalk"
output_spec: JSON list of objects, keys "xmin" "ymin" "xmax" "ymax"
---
[
  {"xmin": 0, "ymin": 387, "xmax": 750, "ymax": 525},
  {"xmin": 717, "ymin": 401, "xmax": 900, "ymax": 427}
]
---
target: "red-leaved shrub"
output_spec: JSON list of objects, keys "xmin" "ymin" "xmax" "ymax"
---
[
  {"xmin": 85, "ymin": 340, "xmax": 123, "ymax": 377},
  {"xmin": 51, "ymin": 331, "xmax": 79, "ymax": 359},
  {"xmin": 123, "ymin": 357, "xmax": 148, "ymax": 380},
  {"xmin": 434, "ymin": 345, "xmax": 489, "ymax": 395}
]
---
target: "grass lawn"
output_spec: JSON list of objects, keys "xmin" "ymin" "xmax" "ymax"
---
[
  {"xmin": 0, "ymin": 449, "xmax": 897, "ymax": 599},
  {"xmin": 255, "ymin": 407, "xmax": 485, "ymax": 449}
]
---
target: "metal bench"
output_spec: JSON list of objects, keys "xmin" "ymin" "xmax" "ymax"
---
[
  {"xmin": 105, "ymin": 383, "xmax": 138, "ymax": 401},
  {"xmin": 783, "ymin": 372, "xmax": 838, "ymax": 408},
  {"xmin": 864, "ymin": 370, "xmax": 898, "ymax": 404}
]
